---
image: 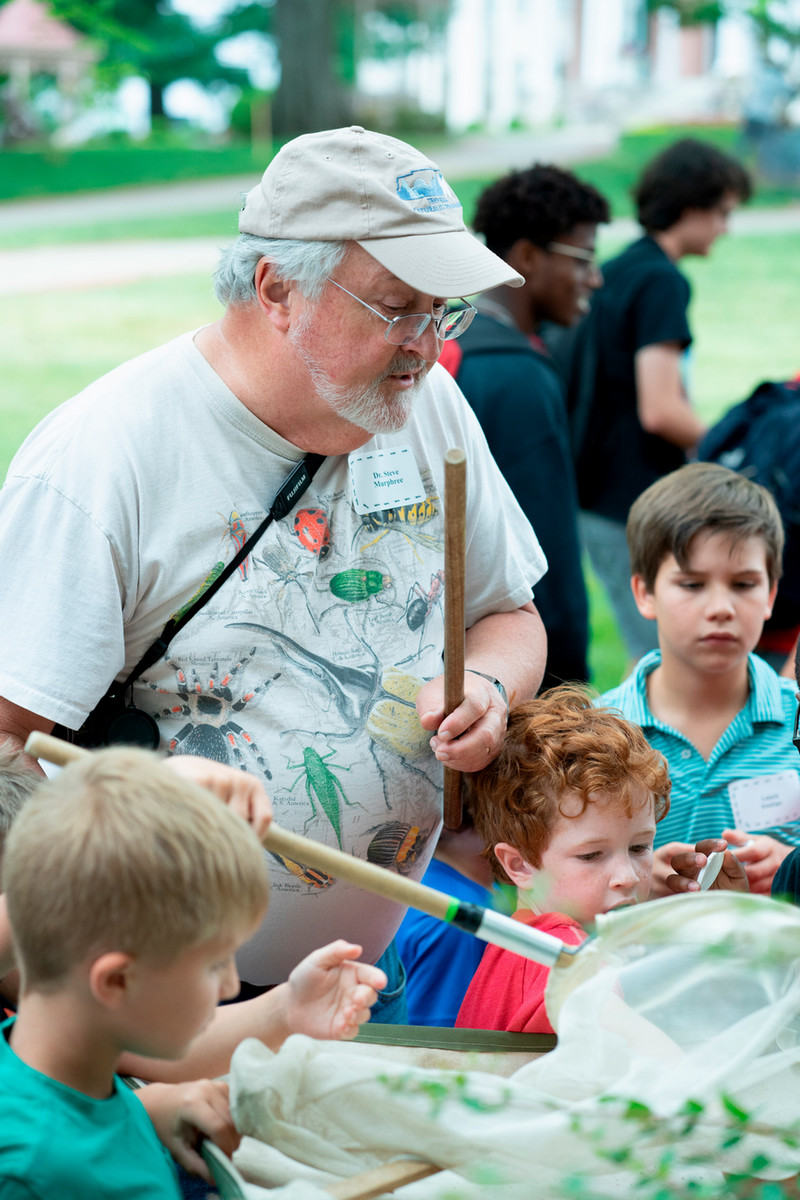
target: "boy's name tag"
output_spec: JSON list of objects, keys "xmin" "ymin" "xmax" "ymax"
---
[
  {"xmin": 728, "ymin": 770, "xmax": 800, "ymax": 829},
  {"xmin": 349, "ymin": 446, "xmax": 425, "ymax": 515}
]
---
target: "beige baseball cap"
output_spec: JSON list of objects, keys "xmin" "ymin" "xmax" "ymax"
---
[{"xmin": 238, "ymin": 125, "xmax": 523, "ymax": 297}]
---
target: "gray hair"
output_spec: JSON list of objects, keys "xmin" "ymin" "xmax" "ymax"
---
[
  {"xmin": 0, "ymin": 743, "xmax": 39, "ymax": 863},
  {"xmin": 214, "ymin": 235, "xmax": 349, "ymax": 306}
]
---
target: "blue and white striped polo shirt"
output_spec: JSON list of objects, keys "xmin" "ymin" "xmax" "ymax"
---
[{"xmin": 601, "ymin": 651, "xmax": 800, "ymax": 848}]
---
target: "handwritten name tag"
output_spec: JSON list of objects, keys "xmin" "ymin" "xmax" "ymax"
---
[
  {"xmin": 349, "ymin": 446, "xmax": 425, "ymax": 515},
  {"xmin": 728, "ymin": 770, "xmax": 800, "ymax": 830}
]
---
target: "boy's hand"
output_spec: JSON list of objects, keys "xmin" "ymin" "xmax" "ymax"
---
[
  {"xmin": 284, "ymin": 940, "xmax": 387, "ymax": 1041},
  {"xmin": 138, "ymin": 1079, "xmax": 239, "ymax": 1180},
  {"xmin": 164, "ymin": 756, "xmax": 272, "ymax": 840},
  {"xmin": 649, "ymin": 842, "xmax": 694, "ymax": 898},
  {"xmin": 665, "ymin": 838, "xmax": 749, "ymax": 895},
  {"xmin": 721, "ymin": 829, "xmax": 793, "ymax": 895},
  {"xmin": 417, "ymin": 672, "xmax": 507, "ymax": 773}
]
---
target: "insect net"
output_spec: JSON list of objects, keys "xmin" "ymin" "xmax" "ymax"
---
[{"xmin": 227, "ymin": 892, "xmax": 800, "ymax": 1199}]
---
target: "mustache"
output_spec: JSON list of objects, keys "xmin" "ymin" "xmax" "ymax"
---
[{"xmin": 384, "ymin": 353, "xmax": 428, "ymax": 378}]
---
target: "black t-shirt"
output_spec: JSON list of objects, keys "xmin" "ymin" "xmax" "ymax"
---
[
  {"xmin": 577, "ymin": 236, "xmax": 693, "ymax": 522},
  {"xmin": 442, "ymin": 313, "xmax": 589, "ymax": 687}
]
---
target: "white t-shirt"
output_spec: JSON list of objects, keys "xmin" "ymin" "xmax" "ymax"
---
[{"xmin": 0, "ymin": 332, "xmax": 546, "ymax": 982}]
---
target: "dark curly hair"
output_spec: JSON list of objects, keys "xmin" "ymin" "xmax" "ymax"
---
[
  {"xmin": 473, "ymin": 164, "xmax": 610, "ymax": 257},
  {"xmin": 468, "ymin": 685, "xmax": 671, "ymax": 883},
  {"xmin": 634, "ymin": 138, "xmax": 752, "ymax": 232}
]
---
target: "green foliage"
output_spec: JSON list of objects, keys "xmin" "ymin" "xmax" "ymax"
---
[
  {"xmin": 48, "ymin": 0, "xmax": 249, "ymax": 91},
  {"xmin": 379, "ymin": 1071, "xmax": 511, "ymax": 1119}
]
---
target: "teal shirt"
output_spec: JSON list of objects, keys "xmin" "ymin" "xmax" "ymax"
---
[
  {"xmin": 0, "ymin": 1017, "xmax": 180, "ymax": 1199},
  {"xmin": 601, "ymin": 651, "xmax": 800, "ymax": 849}
]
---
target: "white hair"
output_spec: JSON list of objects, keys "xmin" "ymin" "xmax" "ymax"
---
[{"xmin": 214, "ymin": 235, "xmax": 349, "ymax": 306}]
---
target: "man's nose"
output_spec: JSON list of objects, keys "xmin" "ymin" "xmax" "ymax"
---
[{"xmin": 404, "ymin": 318, "xmax": 443, "ymax": 362}]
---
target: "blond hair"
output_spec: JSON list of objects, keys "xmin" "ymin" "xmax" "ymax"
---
[
  {"xmin": 469, "ymin": 685, "xmax": 671, "ymax": 882},
  {"xmin": 3, "ymin": 748, "xmax": 269, "ymax": 987}
]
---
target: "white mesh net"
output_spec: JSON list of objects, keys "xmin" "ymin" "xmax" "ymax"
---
[{"xmin": 230, "ymin": 892, "xmax": 800, "ymax": 1198}]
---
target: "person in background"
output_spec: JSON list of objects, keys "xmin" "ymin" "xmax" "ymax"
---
[
  {"xmin": 439, "ymin": 164, "xmax": 609, "ymax": 687},
  {"xmin": 577, "ymin": 139, "xmax": 752, "ymax": 665},
  {"xmin": 603, "ymin": 463, "xmax": 800, "ymax": 898}
]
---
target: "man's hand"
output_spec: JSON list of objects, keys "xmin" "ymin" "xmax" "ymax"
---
[
  {"xmin": 721, "ymin": 829, "xmax": 793, "ymax": 895},
  {"xmin": 138, "ymin": 1078, "xmax": 239, "ymax": 1181},
  {"xmin": 665, "ymin": 838, "xmax": 749, "ymax": 895},
  {"xmin": 164, "ymin": 756, "xmax": 272, "ymax": 840},
  {"xmin": 416, "ymin": 671, "xmax": 507, "ymax": 773},
  {"xmin": 283, "ymin": 940, "xmax": 387, "ymax": 1041}
]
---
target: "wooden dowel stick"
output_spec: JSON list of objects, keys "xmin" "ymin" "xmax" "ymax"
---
[
  {"xmin": 325, "ymin": 1160, "xmax": 441, "ymax": 1200},
  {"xmin": 25, "ymin": 732, "xmax": 576, "ymax": 970},
  {"xmin": 24, "ymin": 733, "xmax": 454, "ymax": 922},
  {"xmin": 443, "ymin": 448, "xmax": 466, "ymax": 830}
]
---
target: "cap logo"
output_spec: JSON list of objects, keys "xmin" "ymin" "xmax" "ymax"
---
[{"xmin": 395, "ymin": 168, "xmax": 460, "ymax": 215}]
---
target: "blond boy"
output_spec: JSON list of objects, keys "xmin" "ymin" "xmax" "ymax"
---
[
  {"xmin": 0, "ymin": 748, "xmax": 382, "ymax": 1197},
  {"xmin": 603, "ymin": 462, "xmax": 798, "ymax": 896}
]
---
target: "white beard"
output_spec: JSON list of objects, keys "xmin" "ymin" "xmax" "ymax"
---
[{"xmin": 290, "ymin": 317, "xmax": 429, "ymax": 436}]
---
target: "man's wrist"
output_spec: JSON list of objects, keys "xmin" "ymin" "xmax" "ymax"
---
[{"xmin": 465, "ymin": 669, "xmax": 509, "ymax": 717}]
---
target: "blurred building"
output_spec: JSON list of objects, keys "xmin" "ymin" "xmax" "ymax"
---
[
  {"xmin": 357, "ymin": 0, "xmax": 770, "ymax": 134},
  {"xmin": 0, "ymin": 0, "xmax": 97, "ymax": 141}
]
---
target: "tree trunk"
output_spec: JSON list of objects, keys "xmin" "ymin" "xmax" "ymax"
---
[
  {"xmin": 272, "ymin": 0, "xmax": 352, "ymax": 136},
  {"xmin": 149, "ymin": 80, "xmax": 166, "ymax": 122}
]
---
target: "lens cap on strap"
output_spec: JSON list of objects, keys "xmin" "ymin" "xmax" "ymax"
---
[{"xmin": 105, "ymin": 704, "xmax": 160, "ymax": 750}]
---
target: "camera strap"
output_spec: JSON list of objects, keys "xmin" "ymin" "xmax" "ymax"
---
[{"xmin": 111, "ymin": 452, "xmax": 326, "ymax": 702}]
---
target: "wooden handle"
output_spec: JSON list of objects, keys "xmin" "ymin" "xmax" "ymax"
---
[
  {"xmin": 326, "ymin": 1160, "xmax": 441, "ymax": 1200},
  {"xmin": 24, "ymin": 732, "xmax": 456, "ymax": 923},
  {"xmin": 443, "ymin": 448, "xmax": 466, "ymax": 829}
]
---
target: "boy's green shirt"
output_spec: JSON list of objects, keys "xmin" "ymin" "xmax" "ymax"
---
[{"xmin": 0, "ymin": 1017, "xmax": 180, "ymax": 1199}]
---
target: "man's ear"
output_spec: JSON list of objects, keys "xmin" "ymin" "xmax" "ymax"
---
[
  {"xmin": 494, "ymin": 842, "xmax": 537, "ymax": 888},
  {"xmin": 88, "ymin": 952, "xmax": 135, "ymax": 1010},
  {"xmin": 631, "ymin": 574, "xmax": 657, "ymax": 620},
  {"xmin": 254, "ymin": 259, "xmax": 293, "ymax": 332}
]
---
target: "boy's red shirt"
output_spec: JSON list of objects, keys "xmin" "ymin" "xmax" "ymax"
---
[{"xmin": 455, "ymin": 910, "xmax": 587, "ymax": 1035}]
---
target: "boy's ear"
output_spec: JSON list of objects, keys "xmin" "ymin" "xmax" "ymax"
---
[
  {"xmin": 494, "ymin": 842, "xmax": 537, "ymax": 888},
  {"xmin": 765, "ymin": 579, "xmax": 778, "ymax": 620},
  {"xmin": 631, "ymin": 574, "xmax": 657, "ymax": 620},
  {"xmin": 88, "ymin": 952, "xmax": 136, "ymax": 1010}
]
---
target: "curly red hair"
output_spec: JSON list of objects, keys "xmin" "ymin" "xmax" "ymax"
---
[{"xmin": 469, "ymin": 685, "xmax": 671, "ymax": 882}]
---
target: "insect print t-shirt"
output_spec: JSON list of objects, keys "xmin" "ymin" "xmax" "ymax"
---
[{"xmin": 0, "ymin": 332, "xmax": 546, "ymax": 983}]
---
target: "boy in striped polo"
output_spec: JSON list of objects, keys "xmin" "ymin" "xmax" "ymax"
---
[{"xmin": 602, "ymin": 462, "xmax": 799, "ymax": 898}]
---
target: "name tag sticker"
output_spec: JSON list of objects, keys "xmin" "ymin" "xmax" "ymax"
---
[
  {"xmin": 349, "ymin": 446, "xmax": 425, "ymax": 515},
  {"xmin": 728, "ymin": 770, "xmax": 800, "ymax": 829}
]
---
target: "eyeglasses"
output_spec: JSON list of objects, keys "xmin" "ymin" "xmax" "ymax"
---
[
  {"xmin": 326, "ymin": 277, "xmax": 477, "ymax": 345},
  {"xmin": 793, "ymin": 694, "xmax": 800, "ymax": 755},
  {"xmin": 546, "ymin": 242, "xmax": 598, "ymax": 272}
]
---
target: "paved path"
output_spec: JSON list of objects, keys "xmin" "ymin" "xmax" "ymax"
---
[{"xmin": 1, "ymin": 122, "xmax": 799, "ymax": 295}]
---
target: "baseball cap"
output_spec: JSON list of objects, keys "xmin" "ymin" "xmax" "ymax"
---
[{"xmin": 238, "ymin": 126, "xmax": 523, "ymax": 297}]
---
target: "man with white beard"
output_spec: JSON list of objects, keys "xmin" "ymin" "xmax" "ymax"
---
[{"xmin": 0, "ymin": 127, "xmax": 547, "ymax": 1020}]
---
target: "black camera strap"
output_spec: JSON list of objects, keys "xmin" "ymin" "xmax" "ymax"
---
[
  {"xmin": 118, "ymin": 452, "xmax": 326, "ymax": 693},
  {"xmin": 60, "ymin": 453, "xmax": 325, "ymax": 747}
]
